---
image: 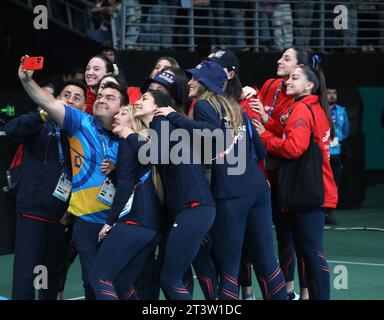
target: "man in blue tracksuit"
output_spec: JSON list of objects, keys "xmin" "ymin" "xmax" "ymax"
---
[
  {"xmin": 326, "ymin": 87, "xmax": 350, "ymax": 224},
  {"xmin": 5, "ymin": 80, "xmax": 86, "ymax": 299}
]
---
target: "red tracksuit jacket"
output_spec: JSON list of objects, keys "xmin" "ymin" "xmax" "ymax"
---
[
  {"xmin": 259, "ymin": 78, "xmax": 293, "ymax": 138},
  {"xmin": 85, "ymin": 87, "xmax": 96, "ymax": 115},
  {"xmin": 240, "ymin": 87, "xmax": 261, "ymax": 121},
  {"xmin": 260, "ymin": 95, "xmax": 338, "ymax": 209}
]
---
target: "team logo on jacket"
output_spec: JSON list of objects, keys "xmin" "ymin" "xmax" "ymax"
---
[
  {"xmin": 223, "ymin": 116, "xmax": 232, "ymax": 129},
  {"xmin": 280, "ymin": 111, "xmax": 291, "ymax": 125}
]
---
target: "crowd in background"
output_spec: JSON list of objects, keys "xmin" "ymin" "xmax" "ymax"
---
[{"xmin": 43, "ymin": 0, "xmax": 384, "ymax": 52}]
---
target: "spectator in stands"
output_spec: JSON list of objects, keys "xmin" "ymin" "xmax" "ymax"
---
[
  {"xmin": 102, "ymin": 46, "xmax": 117, "ymax": 64},
  {"xmin": 358, "ymin": 0, "xmax": 377, "ymax": 52},
  {"xmin": 324, "ymin": 0, "xmax": 342, "ymax": 51},
  {"xmin": 101, "ymin": 46, "xmax": 126, "ymax": 81},
  {"xmin": 124, "ymin": 0, "xmax": 142, "ymax": 50},
  {"xmin": 294, "ymin": 0, "xmax": 314, "ymax": 47},
  {"xmin": 88, "ymin": 0, "xmax": 121, "ymax": 45},
  {"xmin": 326, "ymin": 87, "xmax": 350, "ymax": 224},
  {"xmin": 140, "ymin": 0, "xmax": 178, "ymax": 50},
  {"xmin": 191, "ymin": 0, "xmax": 212, "ymax": 53},
  {"xmin": 259, "ymin": 1, "xmax": 274, "ymax": 51},
  {"xmin": 211, "ymin": 0, "xmax": 249, "ymax": 52},
  {"xmin": 71, "ymin": 0, "xmax": 93, "ymax": 33},
  {"xmin": 343, "ymin": 0, "xmax": 359, "ymax": 52},
  {"xmin": 271, "ymin": 1, "xmax": 293, "ymax": 51}
]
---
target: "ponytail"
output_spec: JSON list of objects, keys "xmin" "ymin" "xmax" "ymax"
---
[{"xmin": 293, "ymin": 47, "xmax": 335, "ymax": 138}]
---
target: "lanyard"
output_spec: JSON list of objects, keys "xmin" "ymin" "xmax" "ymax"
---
[
  {"xmin": 139, "ymin": 170, "xmax": 151, "ymax": 185},
  {"xmin": 54, "ymin": 125, "xmax": 65, "ymax": 164},
  {"xmin": 118, "ymin": 170, "xmax": 152, "ymax": 219},
  {"xmin": 211, "ymin": 118, "xmax": 257, "ymax": 162},
  {"xmin": 245, "ymin": 116, "xmax": 257, "ymax": 161},
  {"xmin": 268, "ymin": 84, "xmax": 282, "ymax": 116},
  {"xmin": 131, "ymin": 170, "xmax": 152, "ymax": 195},
  {"xmin": 94, "ymin": 120, "xmax": 109, "ymax": 160}
]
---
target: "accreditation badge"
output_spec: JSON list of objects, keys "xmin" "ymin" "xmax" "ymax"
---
[
  {"xmin": 97, "ymin": 178, "xmax": 116, "ymax": 207},
  {"xmin": 52, "ymin": 172, "xmax": 72, "ymax": 202}
]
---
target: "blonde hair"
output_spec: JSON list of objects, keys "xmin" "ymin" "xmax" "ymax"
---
[
  {"xmin": 126, "ymin": 105, "xmax": 165, "ymax": 204},
  {"xmin": 194, "ymin": 84, "xmax": 244, "ymax": 136}
]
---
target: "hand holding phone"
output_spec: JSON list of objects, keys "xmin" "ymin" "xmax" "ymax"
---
[{"xmin": 22, "ymin": 56, "xmax": 44, "ymax": 70}]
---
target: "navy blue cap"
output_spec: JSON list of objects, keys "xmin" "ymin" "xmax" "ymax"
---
[
  {"xmin": 209, "ymin": 49, "xmax": 240, "ymax": 73},
  {"xmin": 142, "ymin": 70, "xmax": 182, "ymax": 103},
  {"xmin": 186, "ymin": 60, "xmax": 227, "ymax": 95}
]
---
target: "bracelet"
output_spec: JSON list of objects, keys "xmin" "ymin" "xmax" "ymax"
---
[{"xmin": 261, "ymin": 114, "xmax": 269, "ymax": 124}]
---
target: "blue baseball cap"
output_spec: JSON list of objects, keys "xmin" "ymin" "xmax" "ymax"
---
[
  {"xmin": 142, "ymin": 70, "xmax": 183, "ymax": 103},
  {"xmin": 209, "ymin": 49, "xmax": 240, "ymax": 74},
  {"xmin": 186, "ymin": 60, "xmax": 227, "ymax": 95}
]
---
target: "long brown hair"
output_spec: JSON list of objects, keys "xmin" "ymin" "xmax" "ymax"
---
[{"xmin": 194, "ymin": 83, "xmax": 244, "ymax": 136}]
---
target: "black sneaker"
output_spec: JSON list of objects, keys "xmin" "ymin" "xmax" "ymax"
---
[{"xmin": 325, "ymin": 213, "xmax": 337, "ymax": 225}]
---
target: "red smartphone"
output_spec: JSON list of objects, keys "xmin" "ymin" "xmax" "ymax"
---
[{"xmin": 23, "ymin": 56, "xmax": 44, "ymax": 70}]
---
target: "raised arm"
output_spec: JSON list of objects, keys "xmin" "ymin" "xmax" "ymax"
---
[{"xmin": 18, "ymin": 56, "xmax": 65, "ymax": 126}]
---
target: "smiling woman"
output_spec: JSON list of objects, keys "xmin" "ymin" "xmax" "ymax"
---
[{"xmin": 84, "ymin": 55, "xmax": 115, "ymax": 115}]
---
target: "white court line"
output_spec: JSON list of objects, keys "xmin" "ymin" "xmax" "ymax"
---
[
  {"xmin": 328, "ymin": 260, "xmax": 384, "ymax": 267},
  {"xmin": 67, "ymin": 296, "xmax": 85, "ymax": 300}
]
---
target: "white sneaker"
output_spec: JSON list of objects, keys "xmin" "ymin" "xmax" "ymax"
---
[{"xmin": 287, "ymin": 291, "xmax": 300, "ymax": 300}]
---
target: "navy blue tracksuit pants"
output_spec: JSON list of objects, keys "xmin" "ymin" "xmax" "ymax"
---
[
  {"xmin": 72, "ymin": 218, "xmax": 103, "ymax": 300},
  {"xmin": 192, "ymin": 235, "xmax": 218, "ymax": 300},
  {"xmin": 271, "ymin": 183, "xmax": 307, "ymax": 289},
  {"xmin": 160, "ymin": 205, "xmax": 216, "ymax": 300},
  {"xmin": 12, "ymin": 215, "xmax": 67, "ymax": 300},
  {"xmin": 286, "ymin": 208, "xmax": 330, "ymax": 300},
  {"xmin": 89, "ymin": 223, "xmax": 159, "ymax": 300},
  {"xmin": 211, "ymin": 191, "xmax": 286, "ymax": 300}
]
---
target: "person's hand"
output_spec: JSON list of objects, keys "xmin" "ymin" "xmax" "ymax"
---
[
  {"xmin": 101, "ymin": 159, "xmax": 116, "ymax": 176},
  {"xmin": 154, "ymin": 106, "xmax": 176, "ymax": 117},
  {"xmin": 252, "ymin": 119, "xmax": 266, "ymax": 135},
  {"xmin": 249, "ymin": 98, "xmax": 268, "ymax": 123},
  {"xmin": 98, "ymin": 224, "xmax": 112, "ymax": 242},
  {"xmin": 59, "ymin": 211, "xmax": 75, "ymax": 227},
  {"xmin": 241, "ymin": 86, "xmax": 257, "ymax": 100},
  {"xmin": 18, "ymin": 55, "xmax": 34, "ymax": 82}
]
